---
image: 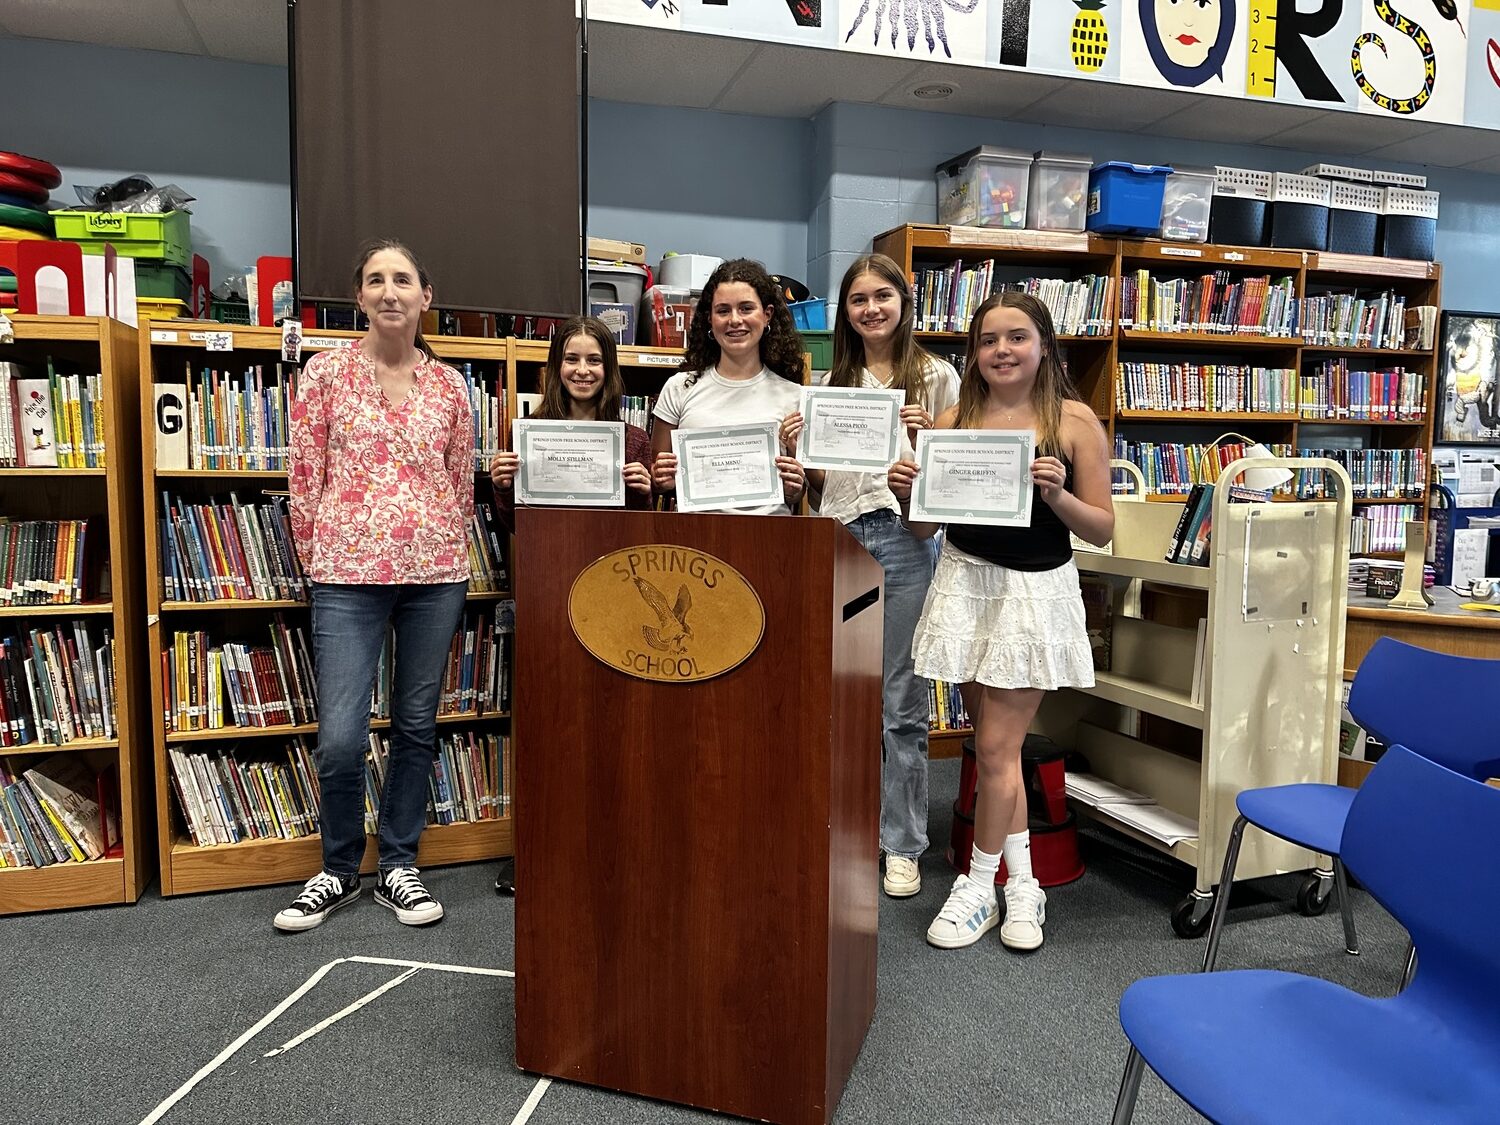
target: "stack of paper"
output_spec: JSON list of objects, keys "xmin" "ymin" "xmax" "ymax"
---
[
  {"xmin": 1064, "ymin": 772, "xmax": 1154, "ymax": 806},
  {"xmin": 1104, "ymin": 803, "xmax": 1198, "ymax": 846}
]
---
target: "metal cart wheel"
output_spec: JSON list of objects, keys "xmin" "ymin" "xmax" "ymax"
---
[
  {"xmin": 1172, "ymin": 891, "xmax": 1214, "ymax": 938},
  {"xmin": 1296, "ymin": 870, "xmax": 1333, "ymax": 917}
]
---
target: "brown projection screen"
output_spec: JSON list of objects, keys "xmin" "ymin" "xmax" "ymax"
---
[{"xmin": 291, "ymin": 0, "xmax": 579, "ymax": 314}]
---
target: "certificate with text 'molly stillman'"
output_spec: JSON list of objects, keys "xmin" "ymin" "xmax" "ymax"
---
[
  {"xmin": 909, "ymin": 429, "xmax": 1035, "ymax": 527},
  {"xmin": 512, "ymin": 418, "xmax": 626, "ymax": 507}
]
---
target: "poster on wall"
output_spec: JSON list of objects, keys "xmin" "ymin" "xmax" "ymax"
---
[
  {"xmin": 1022, "ymin": 0, "xmax": 1122, "ymax": 81},
  {"xmin": 1257, "ymin": 0, "xmax": 1362, "ymax": 108},
  {"xmin": 1464, "ymin": 1, "xmax": 1500, "ymax": 129},
  {"xmin": 1121, "ymin": 0, "xmax": 1248, "ymax": 95},
  {"xmin": 589, "ymin": 0, "xmax": 683, "ymax": 28},
  {"xmin": 1438, "ymin": 310, "xmax": 1500, "ymax": 444},
  {"xmin": 840, "ymin": 0, "xmax": 990, "ymax": 64},
  {"xmin": 1351, "ymin": 0, "xmax": 1468, "ymax": 120},
  {"xmin": 684, "ymin": 0, "xmax": 836, "ymax": 46}
]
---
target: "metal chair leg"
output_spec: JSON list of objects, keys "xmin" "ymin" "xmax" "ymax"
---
[
  {"xmin": 1400, "ymin": 941, "xmax": 1418, "ymax": 990},
  {"xmin": 1200, "ymin": 815, "xmax": 1249, "ymax": 973},
  {"xmin": 1111, "ymin": 1046, "xmax": 1147, "ymax": 1125},
  {"xmin": 1332, "ymin": 857, "xmax": 1359, "ymax": 956}
]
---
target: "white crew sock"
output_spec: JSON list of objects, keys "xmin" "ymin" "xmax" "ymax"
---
[
  {"xmin": 968, "ymin": 843, "xmax": 1001, "ymax": 894},
  {"xmin": 1003, "ymin": 831, "xmax": 1033, "ymax": 884}
]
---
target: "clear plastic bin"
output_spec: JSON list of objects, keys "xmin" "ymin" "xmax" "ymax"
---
[
  {"xmin": 1027, "ymin": 152, "xmax": 1092, "ymax": 232},
  {"xmin": 1158, "ymin": 166, "xmax": 1215, "ymax": 243},
  {"xmin": 935, "ymin": 146, "xmax": 1031, "ymax": 229},
  {"xmin": 641, "ymin": 284, "xmax": 695, "ymax": 347}
]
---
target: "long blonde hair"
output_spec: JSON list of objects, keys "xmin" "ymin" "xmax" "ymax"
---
[
  {"xmin": 956, "ymin": 291, "xmax": 1076, "ymax": 456},
  {"xmin": 829, "ymin": 253, "xmax": 936, "ymax": 408}
]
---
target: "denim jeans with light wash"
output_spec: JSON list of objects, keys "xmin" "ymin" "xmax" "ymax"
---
[
  {"xmin": 846, "ymin": 509, "xmax": 938, "ymax": 859},
  {"xmin": 310, "ymin": 580, "xmax": 468, "ymax": 880}
]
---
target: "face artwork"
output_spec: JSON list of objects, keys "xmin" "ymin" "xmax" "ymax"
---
[{"xmin": 1140, "ymin": 0, "xmax": 1235, "ymax": 87}]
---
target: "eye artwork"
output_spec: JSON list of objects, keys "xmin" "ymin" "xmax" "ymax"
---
[
  {"xmin": 1350, "ymin": 0, "xmax": 1437, "ymax": 114},
  {"xmin": 844, "ymin": 0, "xmax": 981, "ymax": 58}
]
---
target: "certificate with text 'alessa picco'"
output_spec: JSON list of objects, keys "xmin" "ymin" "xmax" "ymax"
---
[
  {"xmin": 910, "ymin": 429, "xmax": 1035, "ymax": 528},
  {"xmin": 797, "ymin": 384, "xmax": 904, "ymax": 471}
]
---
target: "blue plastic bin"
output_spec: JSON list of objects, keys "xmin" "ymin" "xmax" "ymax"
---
[
  {"xmin": 789, "ymin": 298, "xmax": 828, "ymax": 330},
  {"xmin": 1086, "ymin": 162, "xmax": 1172, "ymax": 235}
]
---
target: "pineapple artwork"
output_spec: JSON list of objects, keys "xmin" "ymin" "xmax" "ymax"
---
[{"xmin": 1072, "ymin": 0, "xmax": 1110, "ymax": 72}]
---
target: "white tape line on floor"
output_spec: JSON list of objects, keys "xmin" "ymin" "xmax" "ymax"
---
[
  {"xmin": 510, "ymin": 1078, "xmax": 553, "ymax": 1125},
  {"xmin": 262, "ymin": 965, "xmax": 423, "ymax": 1057},
  {"xmin": 138, "ymin": 955, "xmax": 517, "ymax": 1125}
]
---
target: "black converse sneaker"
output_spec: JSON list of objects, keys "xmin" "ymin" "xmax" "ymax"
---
[
  {"xmin": 274, "ymin": 870, "xmax": 360, "ymax": 932},
  {"xmin": 375, "ymin": 867, "xmax": 445, "ymax": 926}
]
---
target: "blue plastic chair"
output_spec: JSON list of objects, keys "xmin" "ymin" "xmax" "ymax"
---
[
  {"xmin": 1199, "ymin": 637, "xmax": 1500, "ymax": 973},
  {"xmin": 1111, "ymin": 745, "xmax": 1500, "ymax": 1124}
]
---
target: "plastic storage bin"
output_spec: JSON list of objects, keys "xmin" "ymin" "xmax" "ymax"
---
[
  {"xmin": 1086, "ymin": 162, "xmax": 1171, "ymax": 235},
  {"xmin": 658, "ymin": 254, "xmax": 722, "ymax": 292},
  {"xmin": 590, "ymin": 301, "xmax": 636, "ymax": 345},
  {"xmin": 802, "ymin": 330, "xmax": 833, "ymax": 372},
  {"xmin": 788, "ymin": 299, "xmax": 828, "ymax": 330},
  {"xmin": 136, "ymin": 297, "xmax": 188, "ymax": 322},
  {"xmin": 641, "ymin": 284, "xmax": 695, "ymax": 348},
  {"xmin": 935, "ymin": 146, "xmax": 1031, "ymax": 229},
  {"xmin": 1301, "ymin": 163, "xmax": 1374, "ymax": 184},
  {"xmin": 587, "ymin": 261, "xmax": 648, "ymax": 313},
  {"xmin": 1210, "ymin": 167, "xmax": 1272, "ymax": 247},
  {"xmin": 133, "ymin": 261, "xmax": 192, "ymax": 302},
  {"xmin": 1269, "ymin": 172, "xmax": 1331, "ymax": 251},
  {"xmin": 52, "ymin": 210, "xmax": 191, "ymax": 268},
  {"xmin": 1327, "ymin": 182, "xmax": 1383, "ymax": 257},
  {"xmin": 1380, "ymin": 188, "xmax": 1439, "ymax": 260},
  {"xmin": 1158, "ymin": 166, "xmax": 1215, "ymax": 243},
  {"xmin": 1027, "ymin": 151, "xmax": 1092, "ymax": 232}
]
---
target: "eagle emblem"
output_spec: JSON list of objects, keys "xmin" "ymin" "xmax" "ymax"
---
[{"xmin": 632, "ymin": 576, "xmax": 693, "ymax": 654}]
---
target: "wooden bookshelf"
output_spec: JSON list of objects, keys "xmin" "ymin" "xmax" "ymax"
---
[
  {"xmin": 139, "ymin": 322, "xmax": 517, "ymax": 895},
  {"xmin": 0, "ymin": 315, "xmax": 150, "ymax": 914},
  {"xmin": 873, "ymin": 225, "xmax": 1441, "ymax": 556}
]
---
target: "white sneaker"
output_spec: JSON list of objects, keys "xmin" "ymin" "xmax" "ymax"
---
[
  {"xmin": 1000, "ymin": 876, "xmax": 1047, "ymax": 951},
  {"xmin": 926, "ymin": 874, "xmax": 998, "ymax": 949},
  {"xmin": 883, "ymin": 855, "xmax": 921, "ymax": 898}
]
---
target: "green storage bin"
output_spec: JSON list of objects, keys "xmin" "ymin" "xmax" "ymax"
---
[
  {"xmin": 52, "ymin": 210, "xmax": 191, "ymax": 268},
  {"xmin": 211, "ymin": 298, "xmax": 251, "ymax": 325},
  {"xmin": 134, "ymin": 260, "xmax": 192, "ymax": 301},
  {"xmin": 802, "ymin": 329, "xmax": 833, "ymax": 372}
]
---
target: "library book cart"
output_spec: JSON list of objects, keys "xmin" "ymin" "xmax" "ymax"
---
[
  {"xmin": 139, "ymin": 323, "xmax": 516, "ymax": 895},
  {"xmin": 1043, "ymin": 457, "xmax": 1354, "ymax": 934},
  {"xmin": 0, "ymin": 314, "xmax": 152, "ymax": 915}
]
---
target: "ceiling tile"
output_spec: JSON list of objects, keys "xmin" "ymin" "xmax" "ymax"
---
[
  {"xmin": 1364, "ymin": 124, "xmax": 1500, "ymax": 167},
  {"xmin": 2, "ymin": 0, "xmax": 206, "ymax": 55},
  {"xmin": 1259, "ymin": 113, "xmax": 1435, "ymax": 157},
  {"xmin": 1010, "ymin": 81, "xmax": 1201, "ymax": 132},
  {"xmin": 180, "ymin": 0, "xmax": 285, "ymax": 65},
  {"xmin": 1151, "ymin": 99, "xmax": 1330, "ymax": 145},
  {"xmin": 589, "ymin": 23, "xmax": 758, "ymax": 110},
  {"xmin": 1460, "ymin": 153, "xmax": 1500, "ymax": 175},
  {"xmin": 717, "ymin": 44, "xmax": 921, "ymax": 117},
  {"xmin": 877, "ymin": 62, "xmax": 1069, "ymax": 118}
]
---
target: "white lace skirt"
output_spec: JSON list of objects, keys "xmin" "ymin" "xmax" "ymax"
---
[{"xmin": 912, "ymin": 541, "xmax": 1095, "ymax": 691}]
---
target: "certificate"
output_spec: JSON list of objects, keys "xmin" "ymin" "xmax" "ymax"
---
[
  {"xmin": 511, "ymin": 419, "xmax": 625, "ymax": 507},
  {"xmin": 797, "ymin": 385, "xmax": 904, "ymax": 471},
  {"xmin": 671, "ymin": 422, "xmax": 783, "ymax": 512},
  {"xmin": 909, "ymin": 429, "xmax": 1035, "ymax": 527}
]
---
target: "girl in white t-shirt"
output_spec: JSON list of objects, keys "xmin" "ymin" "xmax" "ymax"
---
[
  {"xmin": 650, "ymin": 258, "xmax": 807, "ymax": 515},
  {"xmin": 782, "ymin": 254, "xmax": 959, "ymax": 900}
]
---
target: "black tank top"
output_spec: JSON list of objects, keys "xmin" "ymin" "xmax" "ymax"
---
[{"xmin": 945, "ymin": 456, "xmax": 1074, "ymax": 572}]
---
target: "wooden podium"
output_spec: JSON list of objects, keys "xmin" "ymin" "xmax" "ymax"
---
[{"xmin": 514, "ymin": 509, "xmax": 884, "ymax": 1125}]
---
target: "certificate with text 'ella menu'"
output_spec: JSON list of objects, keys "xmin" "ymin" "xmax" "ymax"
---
[
  {"xmin": 511, "ymin": 418, "xmax": 626, "ymax": 507},
  {"xmin": 671, "ymin": 422, "xmax": 783, "ymax": 512},
  {"xmin": 909, "ymin": 429, "xmax": 1035, "ymax": 527},
  {"xmin": 796, "ymin": 384, "xmax": 904, "ymax": 471}
]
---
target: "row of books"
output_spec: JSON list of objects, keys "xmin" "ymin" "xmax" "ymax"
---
[
  {"xmin": 1298, "ymin": 361, "xmax": 1428, "ymax": 421},
  {"xmin": 1112, "ymin": 439, "xmax": 1294, "ymax": 497},
  {"xmin": 1118, "ymin": 272, "xmax": 1299, "ymax": 338},
  {"xmin": 364, "ymin": 729, "xmax": 510, "ymax": 833},
  {"xmin": 927, "ymin": 678, "xmax": 971, "ymax": 732},
  {"xmin": 160, "ymin": 492, "xmax": 306, "ymax": 603},
  {"xmin": 456, "ymin": 363, "xmax": 506, "ymax": 473},
  {"xmin": 465, "ymin": 503, "xmax": 510, "ymax": 593},
  {"xmin": 1298, "ymin": 292, "xmax": 1410, "ymax": 350},
  {"xmin": 1115, "ymin": 363, "xmax": 1296, "ymax": 414},
  {"xmin": 156, "ymin": 365, "xmax": 295, "ymax": 471},
  {"xmin": 167, "ymin": 730, "xmax": 511, "ymax": 848},
  {"xmin": 1351, "ymin": 505, "xmax": 1421, "ymax": 555},
  {"xmin": 913, "ymin": 265, "xmax": 1114, "ymax": 337},
  {"xmin": 1163, "ymin": 483, "xmax": 1262, "ymax": 565},
  {"xmin": 0, "ymin": 754, "xmax": 122, "ymax": 867},
  {"xmin": 162, "ymin": 603, "xmax": 513, "ymax": 734},
  {"xmin": 0, "ymin": 361, "xmax": 107, "ymax": 469},
  {"xmin": 0, "ymin": 621, "xmax": 116, "ymax": 746},
  {"xmin": 0, "ymin": 518, "xmax": 102, "ymax": 605},
  {"xmin": 620, "ymin": 395, "xmax": 658, "ymax": 433},
  {"xmin": 1295, "ymin": 447, "xmax": 1427, "ymax": 500}
]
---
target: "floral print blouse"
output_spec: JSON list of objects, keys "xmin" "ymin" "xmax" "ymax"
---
[{"xmin": 289, "ymin": 346, "xmax": 474, "ymax": 584}]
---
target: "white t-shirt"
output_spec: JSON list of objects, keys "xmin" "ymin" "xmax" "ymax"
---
[
  {"xmin": 814, "ymin": 354, "xmax": 960, "ymax": 524},
  {"xmin": 653, "ymin": 365, "xmax": 804, "ymax": 516}
]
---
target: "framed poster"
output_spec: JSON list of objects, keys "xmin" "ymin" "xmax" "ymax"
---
[{"xmin": 1438, "ymin": 310, "xmax": 1500, "ymax": 444}]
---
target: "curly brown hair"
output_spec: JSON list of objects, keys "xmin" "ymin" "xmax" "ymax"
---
[{"xmin": 680, "ymin": 258, "xmax": 805, "ymax": 384}]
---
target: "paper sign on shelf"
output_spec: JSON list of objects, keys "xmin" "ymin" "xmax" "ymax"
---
[{"xmin": 205, "ymin": 331, "xmax": 233, "ymax": 352}]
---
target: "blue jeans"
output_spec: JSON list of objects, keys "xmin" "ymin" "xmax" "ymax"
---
[
  {"xmin": 310, "ymin": 581, "xmax": 468, "ymax": 879},
  {"xmin": 847, "ymin": 509, "xmax": 938, "ymax": 859}
]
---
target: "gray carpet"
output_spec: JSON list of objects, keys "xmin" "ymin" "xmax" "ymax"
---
[{"xmin": 6, "ymin": 758, "xmax": 1411, "ymax": 1124}]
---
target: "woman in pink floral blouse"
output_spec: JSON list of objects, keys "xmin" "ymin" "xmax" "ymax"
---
[{"xmin": 277, "ymin": 238, "xmax": 472, "ymax": 934}]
